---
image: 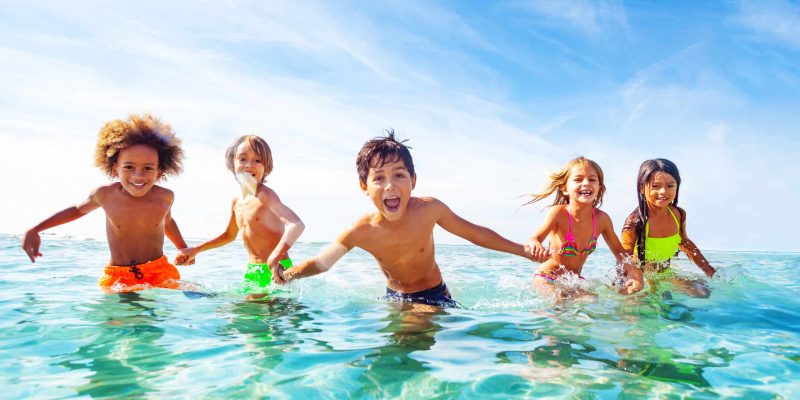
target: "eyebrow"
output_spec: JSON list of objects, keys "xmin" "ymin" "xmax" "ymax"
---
[{"xmin": 121, "ymin": 161, "xmax": 157, "ymax": 166}]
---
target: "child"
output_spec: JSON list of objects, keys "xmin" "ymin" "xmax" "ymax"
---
[
  {"xmin": 526, "ymin": 157, "xmax": 643, "ymax": 298},
  {"xmin": 175, "ymin": 135, "xmax": 304, "ymax": 294},
  {"xmin": 21, "ymin": 113, "xmax": 190, "ymax": 292},
  {"xmin": 620, "ymin": 158, "xmax": 716, "ymax": 298},
  {"xmin": 277, "ymin": 130, "xmax": 532, "ymax": 307}
]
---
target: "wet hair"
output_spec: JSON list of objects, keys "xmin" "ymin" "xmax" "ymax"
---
[
  {"xmin": 622, "ymin": 158, "xmax": 682, "ymax": 263},
  {"xmin": 94, "ymin": 113, "xmax": 183, "ymax": 179},
  {"xmin": 356, "ymin": 129, "xmax": 415, "ymax": 183},
  {"xmin": 225, "ymin": 135, "xmax": 273, "ymax": 183},
  {"xmin": 525, "ymin": 156, "xmax": 606, "ymax": 207}
]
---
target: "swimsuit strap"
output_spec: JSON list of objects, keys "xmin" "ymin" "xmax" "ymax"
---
[
  {"xmin": 645, "ymin": 207, "xmax": 681, "ymax": 236},
  {"xmin": 565, "ymin": 207, "xmax": 575, "ymax": 242},
  {"xmin": 667, "ymin": 207, "xmax": 680, "ymax": 228}
]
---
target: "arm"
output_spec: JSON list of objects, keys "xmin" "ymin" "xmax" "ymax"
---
[
  {"xmin": 22, "ymin": 191, "xmax": 101, "ymax": 262},
  {"xmin": 281, "ymin": 230, "xmax": 353, "ymax": 284},
  {"xmin": 435, "ymin": 199, "xmax": 531, "ymax": 260},
  {"xmin": 677, "ymin": 208, "xmax": 715, "ymax": 277},
  {"xmin": 620, "ymin": 214, "xmax": 637, "ymax": 255},
  {"xmin": 263, "ymin": 190, "xmax": 305, "ymax": 271},
  {"xmin": 525, "ymin": 206, "xmax": 560, "ymax": 262},
  {"xmin": 600, "ymin": 213, "xmax": 642, "ymax": 294},
  {"xmin": 175, "ymin": 201, "xmax": 239, "ymax": 265},
  {"xmin": 165, "ymin": 207, "xmax": 192, "ymax": 265}
]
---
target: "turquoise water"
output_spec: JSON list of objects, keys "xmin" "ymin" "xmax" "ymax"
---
[{"xmin": 1, "ymin": 233, "xmax": 798, "ymax": 399}]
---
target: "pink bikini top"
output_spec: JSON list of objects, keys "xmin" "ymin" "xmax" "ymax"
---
[{"xmin": 559, "ymin": 208, "xmax": 597, "ymax": 257}]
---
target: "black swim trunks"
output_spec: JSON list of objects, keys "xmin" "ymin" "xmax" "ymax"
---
[{"xmin": 385, "ymin": 281, "xmax": 460, "ymax": 308}]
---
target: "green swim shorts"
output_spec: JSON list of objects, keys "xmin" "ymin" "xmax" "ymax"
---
[{"xmin": 243, "ymin": 259, "xmax": 293, "ymax": 289}]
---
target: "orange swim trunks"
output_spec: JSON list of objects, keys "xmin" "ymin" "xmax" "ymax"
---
[{"xmin": 98, "ymin": 256, "xmax": 181, "ymax": 292}]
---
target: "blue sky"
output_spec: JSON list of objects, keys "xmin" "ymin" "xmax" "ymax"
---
[{"xmin": 1, "ymin": 0, "xmax": 798, "ymax": 252}]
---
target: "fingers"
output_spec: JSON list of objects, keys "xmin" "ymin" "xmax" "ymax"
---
[{"xmin": 271, "ymin": 266, "xmax": 286, "ymax": 285}]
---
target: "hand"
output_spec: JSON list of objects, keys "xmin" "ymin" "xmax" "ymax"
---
[
  {"xmin": 22, "ymin": 229, "xmax": 42, "ymax": 263},
  {"xmin": 526, "ymin": 240, "xmax": 551, "ymax": 262},
  {"xmin": 270, "ymin": 263, "xmax": 287, "ymax": 285},
  {"xmin": 619, "ymin": 275, "xmax": 643, "ymax": 295},
  {"xmin": 174, "ymin": 247, "xmax": 198, "ymax": 266}
]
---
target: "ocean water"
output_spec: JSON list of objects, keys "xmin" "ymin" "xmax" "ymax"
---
[{"xmin": 1, "ymin": 233, "xmax": 798, "ymax": 399}]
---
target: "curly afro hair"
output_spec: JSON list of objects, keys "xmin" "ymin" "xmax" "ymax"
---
[{"xmin": 94, "ymin": 113, "xmax": 184, "ymax": 179}]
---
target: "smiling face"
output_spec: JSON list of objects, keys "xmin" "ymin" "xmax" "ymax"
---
[
  {"xmin": 233, "ymin": 142, "xmax": 267, "ymax": 184},
  {"xmin": 643, "ymin": 171, "xmax": 678, "ymax": 209},
  {"xmin": 562, "ymin": 163, "xmax": 600, "ymax": 205},
  {"xmin": 113, "ymin": 144, "xmax": 161, "ymax": 197},
  {"xmin": 360, "ymin": 157, "xmax": 416, "ymax": 222}
]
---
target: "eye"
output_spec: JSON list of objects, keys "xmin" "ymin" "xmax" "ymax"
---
[
  {"xmin": 395, "ymin": 173, "xmax": 406, "ymax": 179},
  {"xmin": 123, "ymin": 165, "xmax": 134, "ymax": 170},
  {"xmin": 255, "ymin": 159, "xmax": 261, "ymax": 163},
  {"xmin": 373, "ymin": 176, "xmax": 384, "ymax": 182}
]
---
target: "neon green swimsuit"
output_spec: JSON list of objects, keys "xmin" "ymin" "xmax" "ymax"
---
[
  {"xmin": 636, "ymin": 208, "xmax": 681, "ymax": 263},
  {"xmin": 244, "ymin": 259, "xmax": 293, "ymax": 290}
]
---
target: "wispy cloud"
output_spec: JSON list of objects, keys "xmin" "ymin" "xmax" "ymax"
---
[
  {"xmin": 515, "ymin": 0, "xmax": 629, "ymax": 37},
  {"xmin": 734, "ymin": 0, "xmax": 800, "ymax": 48},
  {"xmin": 1, "ymin": 1, "xmax": 798, "ymax": 251}
]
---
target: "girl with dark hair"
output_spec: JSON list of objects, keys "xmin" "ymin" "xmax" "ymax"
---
[{"xmin": 621, "ymin": 159, "xmax": 716, "ymax": 298}]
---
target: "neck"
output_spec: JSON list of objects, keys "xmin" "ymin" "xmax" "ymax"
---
[
  {"xmin": 568, "ymin": 202, "xmax": 593, "ymax": 216},
  {"xmin": 648, "ymin": 204, "xmax": 670, "ymax": 217}
]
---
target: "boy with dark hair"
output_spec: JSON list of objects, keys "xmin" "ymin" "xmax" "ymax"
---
[{"xmin": 279, "ymin": 130, "xmax": 532, "ymax": 307}]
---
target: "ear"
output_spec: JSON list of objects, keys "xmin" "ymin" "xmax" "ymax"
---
[
  {"xmin": 111, "ymin": 164, "xmax": 119, "ymax": 177},
  {"xmin": 359, "ymin": 180, "xmax": 368, "ymax": 193},
  {"xmin": 561, "ymin": 184, "xmax": 568, "ymax": 196},
  {"xmin": 411, "ymin": 174, "xmax": 417, "ymax": 190}
]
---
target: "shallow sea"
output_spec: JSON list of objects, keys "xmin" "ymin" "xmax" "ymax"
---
[{"xmin": 1, "ymin": 233, "xmax": 798, "ymax": 399}]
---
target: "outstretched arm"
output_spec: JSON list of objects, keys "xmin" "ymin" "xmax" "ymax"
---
[
  {"xmin": 22, "ymin": 192, "xmax": 101, "ymax": 262},
  {"xmin": 600, "ymin": 213, "xmax": 642, "ymax": 294},
  {"xmin": 435, "ymin": 199, "xmax": 531, "ymax": 260},
  {"xmin": 175, "ymin": 202, "xmax": 239, "ymax": 265},
  {"xmin": 677, "ymin": 209, "xmax": 715, "ymax": 277},
  {"xmin": 680, "ymin": 239, "xmax": 716, "ymax": 277},
  {"xmin": 281, "ymin": 231, "xmax": 352, "ymax": 284}
]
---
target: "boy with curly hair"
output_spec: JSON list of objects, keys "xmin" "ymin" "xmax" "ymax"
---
[{"xmin": 22, "ymin": 113, "xmax": 191, "ymax": 292}]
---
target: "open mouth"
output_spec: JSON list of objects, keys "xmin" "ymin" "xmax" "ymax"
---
[
  {"xmin": 579, "ymin": 190, "xmax": 593, "ymax": 197},
  {"xmin": 383, "ymin": 197, "xmax": 401, "ymax": 212}
]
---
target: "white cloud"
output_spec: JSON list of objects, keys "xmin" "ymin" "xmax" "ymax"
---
[
  {"xmin": 734, "ymin": 0, "xmax": 800, "ymax": 48},
  {"xmin": 518, "ymin": 0, "xmax": 629, "ymax": 37}
]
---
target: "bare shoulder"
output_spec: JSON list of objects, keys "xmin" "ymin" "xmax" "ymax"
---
[
  {"xmin": 339, "ymin": 212, "xmax": 376, "ymax": 247},
  {"xmin": 622, "ymin": 209, "xmax": 639, "ymax": 232},
  {"xmin": 411, "ymin": 196, "xmax": 443, "ymax": 208},
  {"xmin": 549, "ymin": 204, "xmax": 567, "ymax": 216},
  {"xmin": 92, "ymin": 182, "xmax": 121, "ymax": 203},
  {"xmin": 256, "ymin": 184, "xmax": 279, "ymax": 200},
  {"xmin": 594, "ymin": 208, "xmax": 615, "ymax": 229},
  {"xmin": 671, "ymin": 205, "xmax": 687, "ymax": 220},
  {"xmin": 149, "ymin": 185, "xmax": 175, "ymax": 201},
  {"xmin": 410, "ymin": 196, "xmax": 453, "ymax": 221},
  {"xmin": 94, "ymin": 182, "xmax": 119, "ymax": 196}
]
